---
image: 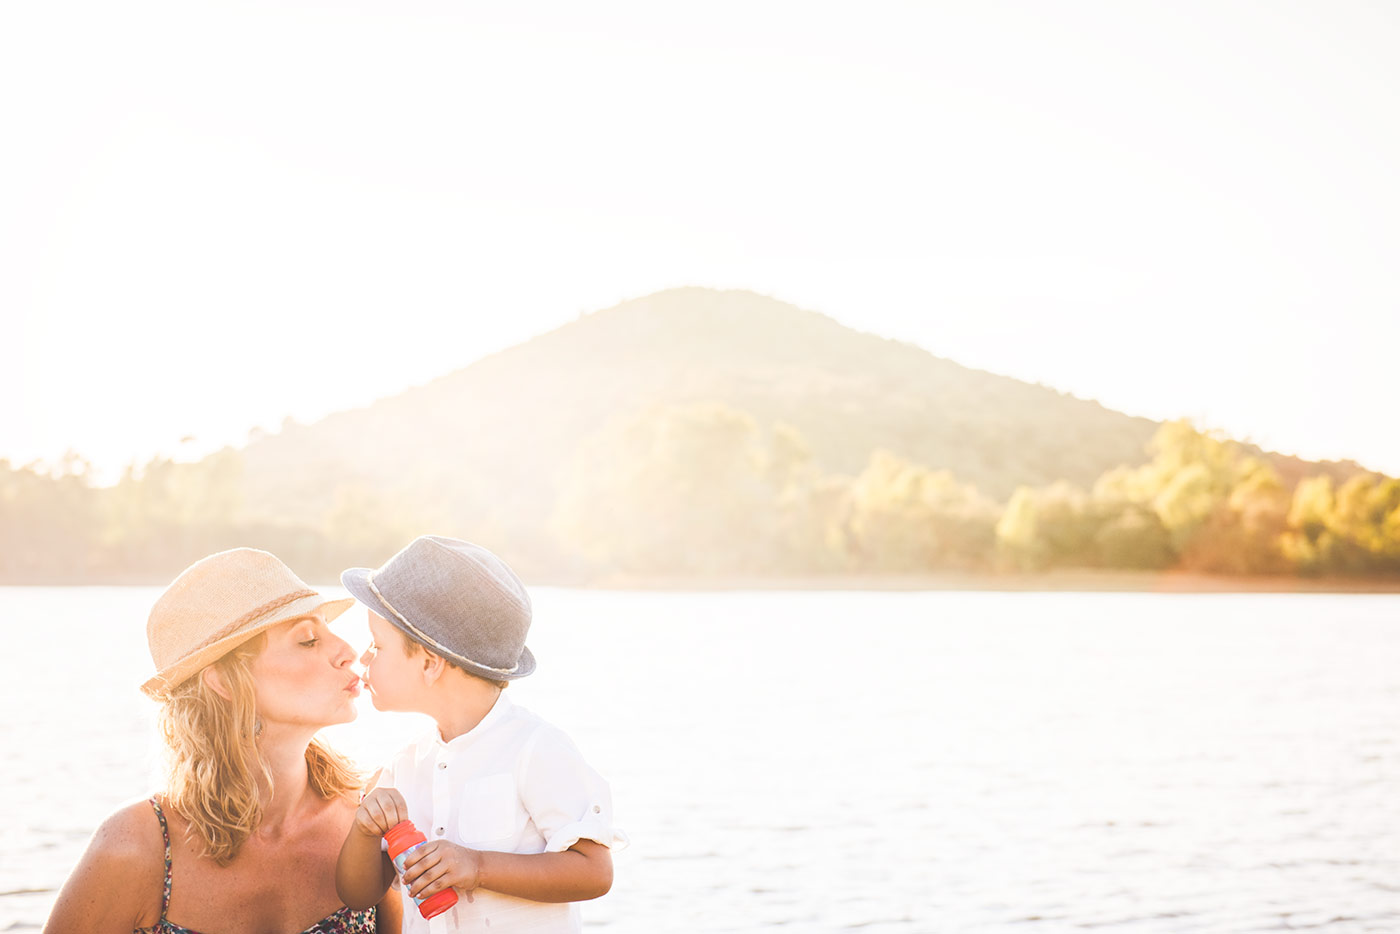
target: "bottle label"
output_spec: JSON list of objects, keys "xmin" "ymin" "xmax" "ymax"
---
[{"xmin": 392, "ymin": 846, "xmax": 428, "ymax": 906}]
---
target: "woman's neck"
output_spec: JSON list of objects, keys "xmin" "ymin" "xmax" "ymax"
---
[{"xmin": 253, "ymin": 730, "xmax": 317, "ymax": 833}]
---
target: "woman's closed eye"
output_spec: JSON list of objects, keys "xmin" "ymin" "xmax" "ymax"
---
[{"xmin": 299, "ymin": 637, "xmax": 320, "ymax": 648}]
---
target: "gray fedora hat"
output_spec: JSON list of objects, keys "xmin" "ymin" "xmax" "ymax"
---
[{"xmin": 342, "ymin": 535, "xmax": 535, "ymax": 681}]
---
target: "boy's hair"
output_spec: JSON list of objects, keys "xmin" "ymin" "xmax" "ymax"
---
[{"xmin": 398, "ymin": 628, "xmax": 508, "ymax": 690}]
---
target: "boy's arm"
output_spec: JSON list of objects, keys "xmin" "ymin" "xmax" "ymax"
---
[
  {"xmin": 479, "ymin": 840, "xmax": 614, "ymax": 901},
  {"xmin": 401, "ymin": 839, "xmax": 613, "ymax": 904},
  {"xmin": 374, "ymin": 882, "xmax": 404, "ymax": 934},
  {"xmin": 400, "ymin": 724, "xmax": 621, "ymax": 905},
  {"xmin": 336, "ymin": 787, "xmax": 410, "ymax": 910},
  {"xmin": 336, "ymin": 827, "xmax": 397, "ymax": 910}
]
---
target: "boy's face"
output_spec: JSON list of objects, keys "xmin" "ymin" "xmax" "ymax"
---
[{"xmin": 359, "ymin": 610, "xmax": 418, "ymax": 711}]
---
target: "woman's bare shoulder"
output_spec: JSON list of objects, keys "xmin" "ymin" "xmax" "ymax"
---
[
  {"xmin": 98, "ymin": 798, "xmax": 170, "ymax": 860},
  {"xmin": 43, "ymin": 798, "xmax": 166, "ymax": 932}
]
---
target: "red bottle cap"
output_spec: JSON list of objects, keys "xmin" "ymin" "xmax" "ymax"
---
[
  {"xmin": 383, "ymin": 820, "xmax": 427, "ymax": 860},
  {"xmin": 418, "ymin": 888, "xmax": 458, "ymax": 919}
]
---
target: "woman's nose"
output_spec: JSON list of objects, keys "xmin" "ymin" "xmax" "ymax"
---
[{"xmin": 329, "ymin": 633, "xmax": 355, "ymax": 667}]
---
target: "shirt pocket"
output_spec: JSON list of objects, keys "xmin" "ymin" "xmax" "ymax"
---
[{"xmin": 458, "ymin": 773, "xmax": 517, "ymax": 845}]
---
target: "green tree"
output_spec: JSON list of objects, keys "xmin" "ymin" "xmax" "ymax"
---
[
  {"xmin": 552, "ymin": 403, "xmax": 784, "ymax": 575},
  {"xmin": 995, "ymin": 482, "xmax": 1100, "ymax": 570},
  {"xmin": 1283, "ymin": 474, "xmax": 1400, "ymax": 574},
  {"xmin": 0, "ymin": 456, "xmax": 103, "ymax": 580},
  {"xmin": 1175, "ymin": 457, "xmax": 1291, "ymax": 574},
  {"xmin": 1090, "ymin": 421, "xmax": 1296, "ymax": 572},
  {"xmin": 1091, "ymin": 503, "xmax": 1174, "ymax": 569},
  {"xmin": 847, "ymin": 450, "xmax": 998, "ymax": 572}
]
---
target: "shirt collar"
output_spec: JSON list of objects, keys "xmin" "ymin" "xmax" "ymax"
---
[{"xmin": 433, "ymin": 691, "xmax": 514, "ymax": 750}]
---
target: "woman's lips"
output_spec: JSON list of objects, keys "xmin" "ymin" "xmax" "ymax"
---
[{"xmin": 345, "ymin": 675, "xmax": 362, "ymax": 695}]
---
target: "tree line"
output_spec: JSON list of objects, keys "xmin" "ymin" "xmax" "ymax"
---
[{"xmin": 3, "ymin": 407, "xmax": 1397, "ymax": 582}]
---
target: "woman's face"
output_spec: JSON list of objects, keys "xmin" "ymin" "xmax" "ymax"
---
[{"xmin": 248, "ymin": 614, "xmax": 360, "ymax": 731}]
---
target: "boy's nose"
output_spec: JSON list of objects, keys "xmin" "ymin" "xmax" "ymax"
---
[{"xmin": 359, "ymin": 647, "xmax": 373, "ymax": 666}]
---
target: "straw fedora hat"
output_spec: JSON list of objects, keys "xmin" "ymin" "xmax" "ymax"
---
[{"xmin": 141, "ymin": 548, "xmax": 353, "ymax": 699}]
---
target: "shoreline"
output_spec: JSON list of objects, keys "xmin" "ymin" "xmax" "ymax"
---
[
  {"xmin": 576, "ymin": 569, "xmax": 1400, "ymax": 594},
  {"xmin": 5, "ymin": 569, "xmax": 1400, "ymax": 593}
]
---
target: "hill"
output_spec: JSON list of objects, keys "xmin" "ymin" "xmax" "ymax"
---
[
  {"xmin": 236, "ymin": 289, "xmax": 1170, "ymax": 560},
  {"xmin": 1, "ymin": 288, "xmax": 1385, "ymax": 584}
]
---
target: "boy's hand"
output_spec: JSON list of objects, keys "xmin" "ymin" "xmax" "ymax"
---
[
  {"xmin": 353, "ymin": 787, "xmax": 410, "ymax": 838},
  {"xmin": 400, "ymin": 840, "xmax": 483, "ymax": 899}
]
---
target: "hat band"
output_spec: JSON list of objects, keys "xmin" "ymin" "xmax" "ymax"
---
[
  {"xmin": 189, "ymin": 588, "xmax": 319, "ymax": 655},
  {"xmin": 366, "ymin": 571, "xmax": 521, "ymax": 675}
]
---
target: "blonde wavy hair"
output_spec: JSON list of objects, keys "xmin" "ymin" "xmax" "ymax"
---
[{"xmin": 158, "ymin": 633, "xmax": 363, "ymax": 865}]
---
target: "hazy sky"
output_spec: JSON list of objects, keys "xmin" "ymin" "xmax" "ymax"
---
[{"xmin": 4, "ymin": 1, "xmax": 1397, "ymax": 481}]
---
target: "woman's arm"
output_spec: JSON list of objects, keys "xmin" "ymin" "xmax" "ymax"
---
[{"xmin": 43, "ymin": 802, "xmax": 165, "ymax": 934}]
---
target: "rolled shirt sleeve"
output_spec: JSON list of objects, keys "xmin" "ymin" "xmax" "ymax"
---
[{"xmin": 518, "ymin": 725, "xmax": 625, "ymax": 853}]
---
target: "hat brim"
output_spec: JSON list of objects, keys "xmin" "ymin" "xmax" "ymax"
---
[
  {"xmin": 140, "ymin": 593, "xmax": 355, "ymax": 699},
  {"xmin": 341, "ymin": 567, "xmax": 535, "ymax": 681}
]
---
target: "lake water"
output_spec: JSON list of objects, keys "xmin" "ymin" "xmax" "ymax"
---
[{"xmin": 3, "ymin": 587, "xmax": 1399, "ymax": 932}]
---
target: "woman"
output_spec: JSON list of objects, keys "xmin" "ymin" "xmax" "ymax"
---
[{"xmin": 45, "ymin": 548, "xmax": 402, "ymax": 934}]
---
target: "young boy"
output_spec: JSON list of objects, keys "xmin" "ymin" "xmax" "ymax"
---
[{"xmin": 335, "ymin": 535, "xmax": 620, "ymax": 933}]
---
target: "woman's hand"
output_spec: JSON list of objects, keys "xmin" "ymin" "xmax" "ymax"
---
[
  {"xmin": 399, "ymin": 841, "xmax": 483, "ymax": 899},
  {"xmin": 353, "ymin": 787, "xmax": 410, "ymax": 838}
]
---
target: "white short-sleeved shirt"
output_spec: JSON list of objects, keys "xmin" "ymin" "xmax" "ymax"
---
[{"xmin": 378, "ymin": 693, "xmax": 621, "ymax": 934}]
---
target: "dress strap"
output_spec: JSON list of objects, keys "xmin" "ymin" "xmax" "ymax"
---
[{"xmin": 148, "ymin": 796, "xmax": 173, "ymax": 921}]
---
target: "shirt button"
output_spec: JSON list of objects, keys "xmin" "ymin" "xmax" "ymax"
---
[
  {"xmin": 437, "ymin": 762, "xmax": 447, "ymax": 770},
  {"xmin": 436, "ymin": 826, "xmax": 445, "ymax": 836},
  {"xmin": 593, "ymin": 805, "xmax": 601, "ymax": 813}
]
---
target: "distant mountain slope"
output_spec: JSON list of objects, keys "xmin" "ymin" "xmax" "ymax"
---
[{"xmin": 237, "ymin": 289, "xmax": 1166, "ymax": 544}]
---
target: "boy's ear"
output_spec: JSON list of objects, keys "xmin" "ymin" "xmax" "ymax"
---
[{"xmin": 419, "ymin": 649, "xmax": 447, "ymax": 684}]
